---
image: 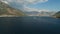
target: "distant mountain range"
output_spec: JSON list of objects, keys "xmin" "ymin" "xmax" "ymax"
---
[
  {"xmin": 24, "ymin": 11, "xmax": 39, "ymax": 16},
  {"xmin": 0, "ymin": 1, "xmax": 26, "ymax": 17},
  {"xmin": 24, "ymin": 11, "xmax": 56, "ymax": 16}
]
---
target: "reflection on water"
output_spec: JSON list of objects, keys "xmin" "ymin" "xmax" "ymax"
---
[{"xmin": 0, "ymin": 16, "xmax": 60, "ymax": 34}]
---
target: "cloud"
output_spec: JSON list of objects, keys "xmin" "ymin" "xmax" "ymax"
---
[
  {"xmin": 1, "ymin": 0, "xmax": 48, "ymax": 6},
  {"xmin": 1, "ymin": 0, "xmax": 48, "ymax": 4},
  {"xmin": 23, "ymin": 5, "xmax": 39, "ymax": 11},
  {"xmin": 1, "ymin": 0, "xmax": 12, "ymax": 2},
  {"xmin": 24, "ymin": 0, "xmax": 48, "ymax": 4},
  {"xmin": 23, "ymin": 5, "xmax": 50, "ymax": 12},
  {"xmin": 1, "ymin": 0, "xmax": 48, "ymax": 12}
]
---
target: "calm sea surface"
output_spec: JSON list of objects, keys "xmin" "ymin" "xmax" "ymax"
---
[{"xmin": 0, "ymin": 16, "xmax": 60, "ymax": 34}]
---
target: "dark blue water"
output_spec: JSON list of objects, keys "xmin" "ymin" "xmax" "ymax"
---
[{"xmin": 0, "ymin": 16, "xmax": 60, "ymax": 34}]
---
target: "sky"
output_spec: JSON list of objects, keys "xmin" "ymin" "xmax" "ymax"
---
[{"xmin": 1, "ymin": 0, "xmax": 60, "ymax": 12}]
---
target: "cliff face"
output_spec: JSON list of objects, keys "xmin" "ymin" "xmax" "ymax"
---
[{"xmin": 0, "ymin": 1, "xmax": 25, "ymax": 17}]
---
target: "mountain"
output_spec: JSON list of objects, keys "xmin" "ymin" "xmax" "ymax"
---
[
  {"xmin": 53, "ymin": 11, "xmax": 60, "ymax": 18},
  {"xmin": 24, "ymin": 11, "xmax": 39, "ymax": 16},
  {"xmin": 39, "ymin": 11, "xmax": 55, "ymax": 16},
  {"xmin": 0, "ymin": 1, "xmax": 26, "ymax": 17},
  {"xmin": 24, "ymin": 11, "xmax": 55, "ymax": 16}
]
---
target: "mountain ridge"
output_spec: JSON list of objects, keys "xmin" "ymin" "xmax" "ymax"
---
[
  {"xmin": 0, "ymin": 1, "xmax": 26, "ymax": 17},
  {"xmin": 53, "ymin": 11, "xmax": 60, "ymax": 18}
]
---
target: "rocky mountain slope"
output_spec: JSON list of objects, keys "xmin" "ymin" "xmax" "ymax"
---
[
  {"xmin": 0, "ymin": 1, "xmax": 26, "ymax": 17},
  {"xmin": 53, "ymin": 11, "xmax": 60, "ymax": 18}
]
